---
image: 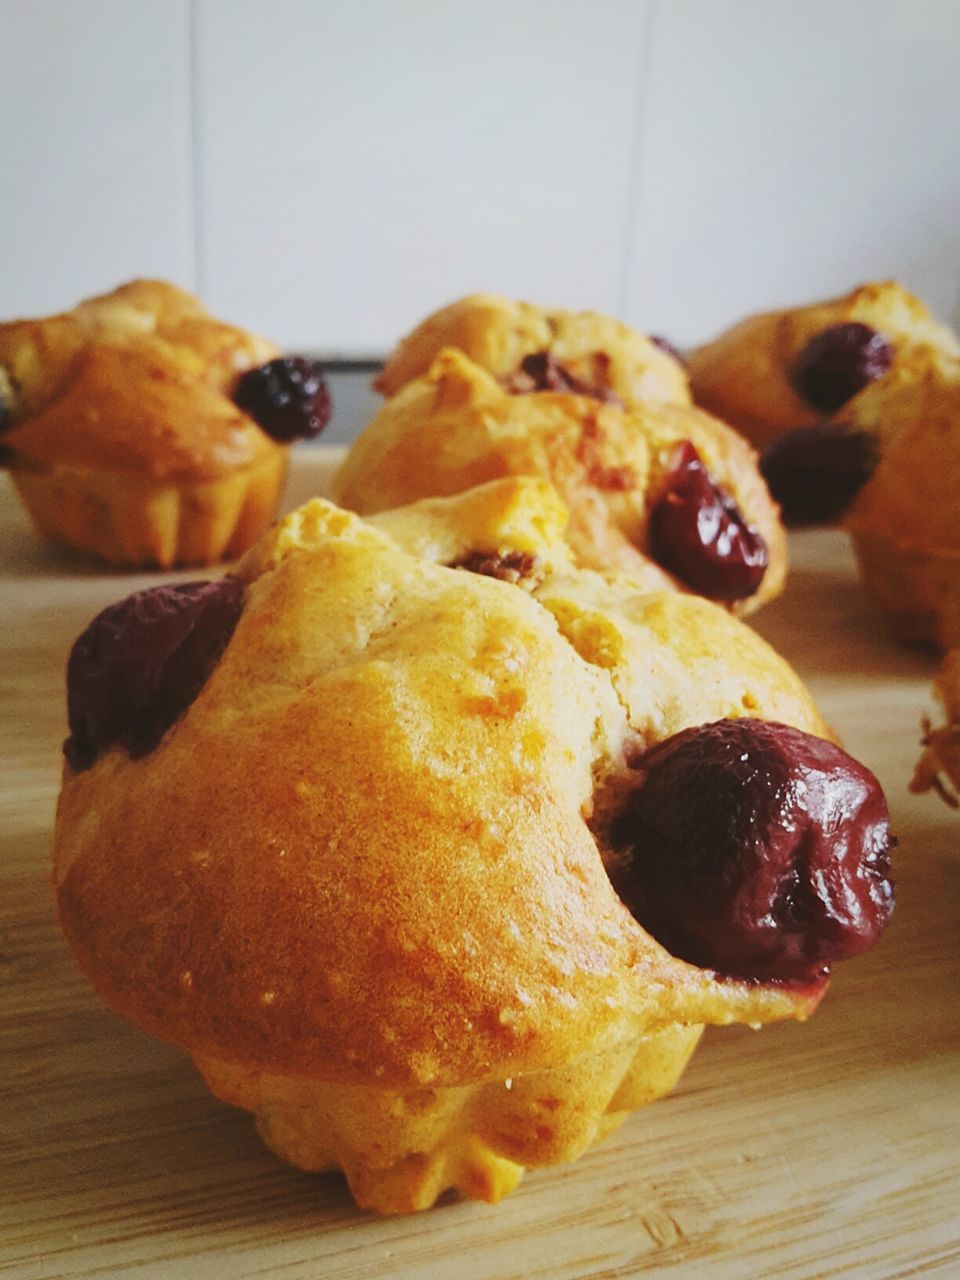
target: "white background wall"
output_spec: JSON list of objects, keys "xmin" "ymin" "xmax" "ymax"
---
[{"xmin": 3, "ymin": 0, "xmax": 959, "ymax": 355}]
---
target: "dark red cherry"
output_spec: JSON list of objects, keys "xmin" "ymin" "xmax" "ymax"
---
[
  {"xmin": 506, "ymin": 351, "xmax": 622, "ymax": 404},
  {"xmin": 648, "ymin": 442, "xmax": 768, "ymax": 600},
  {"xmin": 607, "ymin": 719, "xmax": 894, "ymax": 982},
  {"xmin": 760, "ymin": 422, "xmax": 877, "ymax": 525},
  {"xmin": 791, "ymin": 323, "xmax": 894, "ymax": 414},
  {"xmin": 64, "ymin": 578, "xmax": 245, "ymax": 771},
  {"xmin": 234, "ymin": 356, "xmax": 331, "ymax": 442}
]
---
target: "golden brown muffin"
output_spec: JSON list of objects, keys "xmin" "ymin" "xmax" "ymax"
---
[
  {"xmin": 687, "ymin": 280, "xmax": 960, "ymax": 452},
  {"xmin": 375, "ymin": 292, "xmax": 691, "ymax": 408},
  {"xmin": 912, "ymin": 650, "xmax": 960, "ymax": 805},
  {"xmin": 0, "ymin": 280, "xmax": 329, "ymax": 568},
  {"xmin": 843, "ymin": 359, "xmax": 960, "ymax": 649},
  {"xmin": 337, "ymin": 347, "xmax": 785, "ymax": 613},
  {"xmin": 54, "ymin": 479, "xmax": 894, "ymax": 1214},
  {"xmin": 687, "ymin": 282, "xmax": 960, "ymax": 644}
]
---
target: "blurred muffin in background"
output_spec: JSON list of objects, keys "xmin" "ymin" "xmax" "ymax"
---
[
  {"xmin": 0, "ymin": 279, "xmax": 330, "ymax": 568},
  {"xmin": 337, "ymin": 347, "xmax": 786, "ymax": 615},
  {"xmin": 687, "ymin": 282, "xmax": 960, "ymax": 648},
  {"xmin": 687, "ymin": 281, "xmax": 960, "ymax": 526},
  {"xmin": 843, "ymin": 361, "xmax": 960, "ymax": 649},
  {"xmin": 375, "ymin": 292, "xmax": 690, "ymax": 409}
]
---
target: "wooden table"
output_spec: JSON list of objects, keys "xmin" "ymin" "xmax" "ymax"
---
[{"xmin": 2, "ymin": 451, "xmax": 958, "ymax": 1280}]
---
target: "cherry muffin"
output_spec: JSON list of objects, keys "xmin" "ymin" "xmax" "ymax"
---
[
  {"xmin": 336, "ymin": 347, "xmax": 785, "ymax": 614},
  {"xmin": 375, "ymin": 292, "xmax": 690, "ymax": 408},
  {"xmin": 54, "ymin": 478, "xmax": 894, "ymax": 1214},
  {"xmin": 842, "ymin": 361, "xmax": 960, "ymax": 649},
  {"xmin": 0, "ymin": 279, "xmax": 330, "ymax": 567},
  {"xmin": 686, "ymin": 281, "xmax": 960, "ymax": 526}
]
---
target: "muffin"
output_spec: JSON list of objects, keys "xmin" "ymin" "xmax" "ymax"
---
[
  {"xmin": 54, "ymin": 477, "xmax": 894, "ymax": 1214},
  {"xmin": 911, "ymin": 649, "xmax": 960, "ymax": 805},
  {"xmin": 375, "ymin": 292, "xmax": 690, "ymax": 408},
  {"xmin": 843, "ymin": 362, "xmax": 960, "ymax": 649},
  {"xmin": 686, "ymin": 281, "xmax": 960, "ymax": 526},
  {"xmin": 336, "ymin": 347, "xmax": 785, "ymax": 613},
  {"xmin": 687, "ymin": 280, "xmax": 959, "ymax": 450},
  {"xmin": 0, "ymin": 279, "xmax": 330, "ymax": 567},
  {"xmin": 686, "ymin": 282, "xmax": 960, "ymax": 645}
]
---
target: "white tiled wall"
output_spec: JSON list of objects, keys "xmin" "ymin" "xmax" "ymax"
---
[
  {"xmin": 195, "ymin": 0, "xmax": 649, "ymax": 351},
  {"xmin": 627, "ymin": 0, "xmax": 960, "ymax": 341},
  {"xmin": 1, "ymin": 0, "xmax": 195, "ymax": 314},
  {"xmin": 3, "ymin": 0, "xmax": 959, "ymax": 353}
]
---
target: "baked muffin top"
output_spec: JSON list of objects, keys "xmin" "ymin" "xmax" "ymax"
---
[
  {"xmin": 844, "ymin": 358, "xmax": 960, "ymax": 549},
  {"xmin": 687, "ymin": 280, "xmax": 960, "ymax": 449},
  {"xmin": 0, "ymin": 280, "xmax": 281, "ymax": 480},
  {"xmin": 337, "ymin": 347, "xmax": 785, "ymax": 613},
  {"xmin": 375, "ymin": 292, "xmax": 691, "ymax": 408},
  {"xmin": 54, "ymin": 479, "xmax": 895, "ymax": 1089}
]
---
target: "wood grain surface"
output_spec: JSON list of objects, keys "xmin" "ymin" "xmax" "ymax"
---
[{"xmin": 2, "ymin": 452, "xmax": 958, "ymax": 1280}]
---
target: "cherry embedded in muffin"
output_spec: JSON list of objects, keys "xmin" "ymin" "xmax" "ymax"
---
[
  {"xmin": 760, "ymin": 422, "xmax": 878, "ymax": 525},
  {"xmin": 504, "ymin": 351, "xmax": 623, "ymax": 405},
  {"xmin": 648, "ymin": 442, "xmax": 768, "ymax": 601},
  {"xmin": 791, "ymin": 323, "xmax": 894, "ymax": 415},
  {"xmin": 604, "ymin": 718, "xmax": 894, "ymax": 983},
  {"xmin": 234, "ymin": 356, "xmax": 332, "ymax": 442},
  {"xmin": 64, "ymin": 578, "xmax": 245, "ymax": 771}
]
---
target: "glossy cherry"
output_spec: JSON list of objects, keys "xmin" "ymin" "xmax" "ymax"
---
[
  {"xmin": 607, "ymin": 718, "xmax": 894, "ymax": 982},
  {"xmin": 648, "ymin": 442, "xmax": 768, "ymax": 600}
]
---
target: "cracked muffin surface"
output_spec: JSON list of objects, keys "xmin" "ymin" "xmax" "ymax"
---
[
  {"xmin": 374, "ymin": 292, "xmax": 691, "ymax": 409},
  {"xmin": 337, "ymin": 348, "xmax": 786, "ymax": 615},
  {"xmin": 54, "ymin": 477, "xmax": 892, "ymax": 1213}
]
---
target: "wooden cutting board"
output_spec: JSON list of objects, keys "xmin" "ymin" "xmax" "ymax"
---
[{"xmin": 2, "ymin": 451, "xmax": 958, "ymax": 1280}]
